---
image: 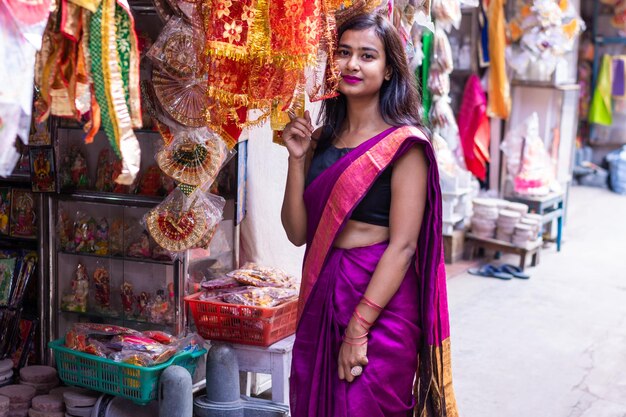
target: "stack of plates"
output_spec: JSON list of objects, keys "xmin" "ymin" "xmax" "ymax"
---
[
  {"xmin": 0, "ymin": 361, "xmax": 13, "ymax": 388},
  {"xmin": 63, "ymin": 389, "xmax": 99, "ymax": 417},
  {"xmin": 513, "ymin": 224, "xmax": 536, "ymax": 247},
  {"xmin": 505, "ymin": 202, "xmax": 529, "ymax": 216},
  {"xmin": 0, "ymin": 385, "xmax": 37, "ymax": 417},
  {"xmin": 471, "ymin": 198, "xmax": 500, "ymax": 239},
  {"xmin": 496, "ymin": 209, "xmax": 521, "ymax": 242},
  {"xmin": 28, "ymin": 395, "xmax": 65, "ymax": 417},
  {"xmin": 19, "ymin": 368, "xmax": 59, "ymax": 396}
]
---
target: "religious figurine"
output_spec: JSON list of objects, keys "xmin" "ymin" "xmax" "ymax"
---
[
  {"xmin": 136, "ymin": 291, "xmax": 150, "ymax": 319},
  {"xmin": 94, "ymin": 217, "xmax": 109, "ymax": 255},
  {"xmin": 148, "ymin": 289, "xmax": 170, "ymax": 323},
  {"xmin": 32, "ymin": 148, "xmax": 55, "ymax": 192},
  {"xmin": 71, "ymin": 151, "xmax": 89, "ymax": 189},
  {"xmin": 95, "ymin": 149, "xmax": 115, "ymax": 192},
  {"xmin": 60, "ymin": 154, "xmax": 73, "ymax": 190},
  {"xmin": 121, "ymin": 282, "xmax": 134, "ymax": 314},
  {"xmin": 0, "ymin": 189, "xmax": 11, "ymax": 236},
  {"xmin": 109, "ymin": 218, "xmax": 125, "ymax": 256},
  {"xmin": 127, "ymin": 230, "xmax": 151, "ymax": 258},
  {"xmin": 10, "ymin": 190, "xmax": 36, "ymax": 238},
  {"xmin": 93, "ymin": 264, "xmax": 111, "ymax": 313},
  {"xmin": 73, "ymin": 214, "xmax": 96, "ymax": 253},
  {"xmin": 61, "ymin": 263, "xmax": 89, "ymax": 313},
  {"xmin": 137, "ymin": 165, "xmax": 162, "ymax": 196},
  {"xmin": 56, "ymin": 208, "xmax": 73, "ymax": 251}
]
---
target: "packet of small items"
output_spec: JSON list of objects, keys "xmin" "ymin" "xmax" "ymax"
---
[
  {"xmin": 199, "ymin": 263, "xmax": 299, "ymax": 308},
  {"xmin": 64, "ymin": 323, "xmax": 204, "ymax": 366}
]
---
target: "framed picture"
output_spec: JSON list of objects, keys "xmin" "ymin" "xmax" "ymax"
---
[
  {"xmin": 9, "ymin": 189, "xmax": 37, "ymax": 239},
  {"xmin": 0, "ymin": 257, "xmax": 17, "ymax": 306},
  {"xmin": 11, "ymin": 318, "xmax": 38, "ymax": 369},
  {"xmin": 0, "ymin": 188, "xmax": 11, "ymax": 236},
  {"xmin": 29, "ymin": 146, "xmax": 57, "ymax": 193}
]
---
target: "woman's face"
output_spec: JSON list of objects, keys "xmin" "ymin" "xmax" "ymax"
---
[{"xmin": 335, "ymin": 27, "xmax": 391, "ymax": 99}]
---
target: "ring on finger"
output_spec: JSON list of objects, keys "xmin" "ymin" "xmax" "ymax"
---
[{"xmin": 350, "ymin": 365, "xmax": 363, "ymax": 377}]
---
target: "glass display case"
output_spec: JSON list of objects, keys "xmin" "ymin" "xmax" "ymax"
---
[
  {"xmin": 45, "ymin": 121, "xmax": 241, "ymax": 358},
  {"xmin": 47, "ymin": 124, "xmax": 187, "ymax": 347}
]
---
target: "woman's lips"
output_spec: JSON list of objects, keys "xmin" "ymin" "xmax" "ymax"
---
[{"xmin": 342, "ymin": 75, "xmax": 362, "ymax": 84}]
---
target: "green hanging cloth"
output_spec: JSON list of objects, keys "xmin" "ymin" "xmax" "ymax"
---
[
  {"xmin": 589, "ymin": 54, "xmax": 613, "ymax": 126},
  {"xmin": 420, "ymin": 31, "xmax": 434, "ymax": 125}
]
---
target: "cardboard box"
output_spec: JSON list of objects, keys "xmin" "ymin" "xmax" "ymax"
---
[{"xmin": 443, "ymin": 230, "xmax": 465, "ymax": 264}]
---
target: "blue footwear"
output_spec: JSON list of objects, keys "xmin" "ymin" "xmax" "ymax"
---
[
  {"xmin": 468, "ymin": 264, "xmax": 513, "ymax": 280},
  {"xmin": 498, "ymin": 264, "xmax": 530, "ymax": 279}
]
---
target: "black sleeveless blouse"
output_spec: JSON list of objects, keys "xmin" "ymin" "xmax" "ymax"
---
[{"xmin": 305, "ymin": 144, "xmax": 392, "ymax": 227}]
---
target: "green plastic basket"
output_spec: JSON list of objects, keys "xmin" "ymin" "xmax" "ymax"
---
[{"xmin": 49, "ymin": 338, "xmax": 206, "ymax": 405}]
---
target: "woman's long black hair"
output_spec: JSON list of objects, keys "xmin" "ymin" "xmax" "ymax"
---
[{"xmin": 318, "ymin": 12, "xmax": 424, "ymax": 148}]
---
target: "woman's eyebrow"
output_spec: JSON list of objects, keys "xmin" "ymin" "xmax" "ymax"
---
[{"xmin": 337, "ymin": 44, "xmax": 380, "ymax": 53}]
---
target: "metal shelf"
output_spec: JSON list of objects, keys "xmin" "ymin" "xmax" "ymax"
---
[
  {"xmin": 58, "ymin": 250, "xmax": 175, "ymax": 266},
  {"xmin": 56, "ymin": 191, "xmax": 163, "ymax": 207},
  {"xmin": 60, "ymin": 309, "xmax": 171, "ymax": 329},
  {"xmin": 0, "ymin": 235, "xmax": 38, "ymax": 247}
]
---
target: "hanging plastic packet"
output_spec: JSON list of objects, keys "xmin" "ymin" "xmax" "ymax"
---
[
  {"xmin": 431, "ymin": 25, "xmax": 453, "ymax": 73},
  {"xmin": 147, "ymin": 16, "xmax": 203, "ymax": 79},
  {"xmin": 432, "ymin": 0, "xmax": 461, "ymax": 32},
  {"xmin": 143, "ymin": 188, "xmax": 225, "ymax": 256},
  {"xmin": 429, "ymin": 94, "xmax": 456, "ymax": 129},
  {"xmin": 156, "ymin": 127, "xmax": 231, "ymax": 187},
  {"xmin": 427, "ymin": 68, "xmax": 450, "ymax": 96}
]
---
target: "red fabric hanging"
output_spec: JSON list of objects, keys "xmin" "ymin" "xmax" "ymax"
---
[{"xmin": 458, "ymin": 74, "xmax": 490, "ymax": 181}]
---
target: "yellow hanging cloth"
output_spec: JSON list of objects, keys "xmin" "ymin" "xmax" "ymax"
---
[{"xmin": 487, "ymin": 0, "xmax": 510, "ymax": 119}]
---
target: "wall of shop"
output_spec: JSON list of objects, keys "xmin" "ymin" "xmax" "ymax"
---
[{"xmin": 240, "ymin": 121, "xmax": 305, "ymax": 278}]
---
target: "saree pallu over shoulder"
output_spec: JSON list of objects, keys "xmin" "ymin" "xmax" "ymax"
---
[{"xmin": 299, "ymin": 125, "xmax": 458, "ymax": 417}]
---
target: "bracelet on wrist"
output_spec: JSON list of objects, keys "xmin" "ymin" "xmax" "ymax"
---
[{"xmin": 361, "ymin": 296, "xmax": 383, "ymax": 312}]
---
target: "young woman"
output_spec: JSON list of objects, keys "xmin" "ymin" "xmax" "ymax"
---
[{"xmin": 281, "ymin": 12, "xmax": 458, "ymax": 417}]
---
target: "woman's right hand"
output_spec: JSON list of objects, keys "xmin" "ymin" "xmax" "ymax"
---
[{"xmin": 283, "ymin": 110, "xmax": 314, "ymax": 161}]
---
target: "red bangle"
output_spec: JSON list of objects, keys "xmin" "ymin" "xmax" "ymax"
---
[
  {"xmin": 344, "ymin": 330, "xmax": 368, "ymax": 340},
  {"xmin": 342, "ymin": 336, "xmax": 368, "ymax": 346},
  {"xmin": 353, "ymin": 310, "xmax": 373, "ymax": 330},
  {"xmin": 361, "ymin": 296, "xmax": 383, "ymax": 312}
]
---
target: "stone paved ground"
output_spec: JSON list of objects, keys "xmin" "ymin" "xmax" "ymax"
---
[{"xmin": 449, "ymin": 186, "xmax": 626, "ymax": 417}]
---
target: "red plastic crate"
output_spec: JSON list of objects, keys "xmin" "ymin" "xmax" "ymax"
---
[{"xmin": 185, "ymin": 292, "xmax": 298, "ymax": 346}]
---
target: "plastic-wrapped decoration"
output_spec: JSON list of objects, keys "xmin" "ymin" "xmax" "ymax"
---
[
  {"xmin": 156, "ymin": 127, "xmax": 230, "ymax": 187},
  {"xmin": 144, "ymin": 188, "xmax": 225, "ymax": 254},
  {"xmin": 147, "ymin": 17, "xmax": 203, "ymax": 78}
]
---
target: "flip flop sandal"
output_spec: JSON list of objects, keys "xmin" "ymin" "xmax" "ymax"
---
[
  {"xmin": 468, "ymin": 264, "xmax": 513, "ymax": 280},
  {"xmin": 499, "ymin": 264, "xmax": 531, "ymax": 279}
]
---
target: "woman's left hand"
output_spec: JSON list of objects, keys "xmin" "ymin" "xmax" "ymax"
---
[{"xmin": 338, "ymin": 327, "xmax": 369, "ymax": 383}]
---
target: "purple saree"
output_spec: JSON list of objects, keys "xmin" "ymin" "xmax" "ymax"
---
[{"xmin": 290, "ymin": 126, "xmax": 458, "ymax": 417}]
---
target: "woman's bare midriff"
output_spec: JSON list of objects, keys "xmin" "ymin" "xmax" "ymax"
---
[{"xmin": 333, "ymin": 220, "xmax": 389, "ymax": 249}]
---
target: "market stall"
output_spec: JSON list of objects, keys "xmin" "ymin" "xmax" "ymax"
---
[{"xmin": 0, "ymin": 0, "xmax": 591, "ymax": 414}]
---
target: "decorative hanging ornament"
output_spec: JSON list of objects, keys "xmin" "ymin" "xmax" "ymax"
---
[
  {"xmin": 146, "ymin": 195, "xmax": 208, "ymax": 252},
  {"xmin": 152, "ymin": 67, "xmax": 207, "ymax": 127},
  {"xmin": 144, "ymin": 189, "xmax": 225, "ymax": 253},
  {"xmin": 89, "ymin": 0, "xmax": 143, "ymax": 184},
  {"xmin": 155, "ymin": 127, "xmax": 228, "ymax": 186}
]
